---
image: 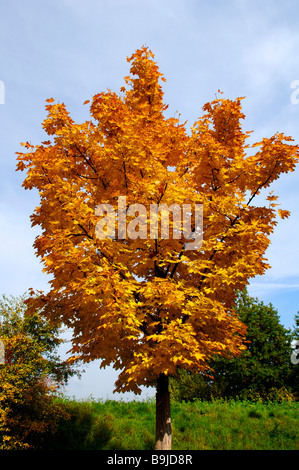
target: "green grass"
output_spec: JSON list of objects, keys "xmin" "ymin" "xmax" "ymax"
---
[{"xmin": 47, "ymin": 397, "xmax": 298, "ymax": 450}]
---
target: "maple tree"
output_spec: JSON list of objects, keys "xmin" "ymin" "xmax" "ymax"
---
[{"xmin": 16, "ymin": 47, "xmax": 298, "ymax": 449}]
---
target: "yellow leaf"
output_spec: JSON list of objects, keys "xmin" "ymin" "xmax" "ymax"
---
[{"xmin": 278, "ymin": 209, "xmax": 290, "ymax": 219}]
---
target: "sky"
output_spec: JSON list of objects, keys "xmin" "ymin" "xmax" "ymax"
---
[{"xmin": 0, "ymin": 0, "xmax": 298, "ymax": 401}]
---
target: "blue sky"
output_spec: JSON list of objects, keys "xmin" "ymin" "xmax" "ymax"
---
[{"xmin": 0, "ymin": 0, "xmax": 298, "ymax": 400}]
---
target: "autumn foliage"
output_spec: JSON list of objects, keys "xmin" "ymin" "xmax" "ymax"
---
[{"xmin": 17, "ymin": 48, "xmax": 298, "ymax": 398}]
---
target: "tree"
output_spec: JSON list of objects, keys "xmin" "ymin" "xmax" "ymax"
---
[
  {"xmin": 16, "ymin": 47, "xmax": 298, "ymax": 449},
  {"xmin": 170, "ymin": 290, "xmax": 296, "ymax": 402},
  {"xmin": 218, "ymin": 290, "xmax": 296, "ymax": 400},
  {"xmin": 0, "ymin": 294, "xmax": 77, "ymax": 449}
]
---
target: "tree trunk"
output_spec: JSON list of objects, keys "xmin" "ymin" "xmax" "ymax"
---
[{"xmin": 155, "ymin": 373, "xmax": 172, "ymax": 450}]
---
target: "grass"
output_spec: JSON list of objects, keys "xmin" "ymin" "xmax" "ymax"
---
[{"xmin": 46, "ymin": 397, "xmax": 299, "ymax": 450}]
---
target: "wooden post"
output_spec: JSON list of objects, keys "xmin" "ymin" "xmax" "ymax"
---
[{"xmin": 155, "ymin": 373, "xmax": 172, "ymax": 450}]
